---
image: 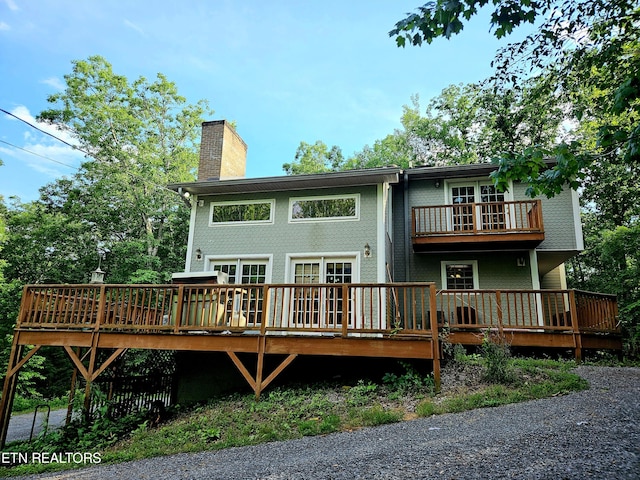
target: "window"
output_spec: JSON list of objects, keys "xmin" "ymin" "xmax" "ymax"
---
[
  {"xmin": 289, "ymin": 194, "xmax": 359, "ymax": 222},
  {"xmin": 208, "ymin": 258, "xmax": 270, "ymax": 325},
  {"xmin": 442, "ymin": 261, "xmax": 478, "ymax": 290},
  {"xmin": 209, "ymin": 200, "xmax": 274, "ymax": 226}
]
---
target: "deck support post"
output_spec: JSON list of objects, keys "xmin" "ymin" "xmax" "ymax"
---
[
  {"xmin": 255, "ymin": 335, "xmax": 267, "ymax": 400},
  {"xmin": 0, "ymin": 335, "xmax": 23, "ymax": 449},
  {"xmin": 429, "ymin": 284, "xmax": 441, "ymax": 392},
  {"xmin": 569, "ymin": 290, "xmax": 583, "ymax": 363},
  {"xmin": 62, "ymin": 343, "xmax": 127, "ymax": 421},
  {"xmin": 227, "ymin": 339, "xmax": 298, "ymax": 400}
]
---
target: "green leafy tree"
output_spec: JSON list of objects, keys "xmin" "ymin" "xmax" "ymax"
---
[
  {"xmin": 36, "ymin": 55, "xmax": 210, "ymax": 282},
  {"xmin": 349, "ymin": 81, "xmax": 565, "ymax": 170},
  {"xmin": 391, "ymin": 0, "xmax": 639, "ymax": 198},
  {"xmin": 345, "ymin": 132, "xmax": 412, "ymax": 170},
  {"xmin": 283, "ymin": 140, "xmax": 345, "ymax": 175}
]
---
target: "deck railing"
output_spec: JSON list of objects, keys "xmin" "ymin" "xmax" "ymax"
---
[
  {"xmin": 412, "ymin": 200, "xmax": 543, "ymax": 237},
  {"xmin": 17, "ymin": 284, "xmax": 619, "ymax": 337},
  {"xmin": 574, "ymin": 290, "xmax": 619, "ymax": 332},
  {"xmin": 437, "ymin": 290, "xmax": 574, "ymax": 331},
  {"xmin": 17, "ymin": 283, "xmax": 438, "ymax": 336}
]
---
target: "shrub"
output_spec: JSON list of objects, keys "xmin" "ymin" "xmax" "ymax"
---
[{"xmin": 480, "ymin": 331, "xmax": 516, "ymax": 384}]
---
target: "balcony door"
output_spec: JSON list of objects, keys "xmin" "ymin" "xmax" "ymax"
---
[
  {"xmin": 290, "ymin": 257, "xmax": 355, "ymax": 328},
  {"xmin": 449, "ymin": 182, "xmax": 509, "ymax": 232}
]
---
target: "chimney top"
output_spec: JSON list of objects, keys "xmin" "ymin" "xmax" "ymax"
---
[{"xmin": 198, "ymin": 120, "xmax": 247, "ymax": 181}]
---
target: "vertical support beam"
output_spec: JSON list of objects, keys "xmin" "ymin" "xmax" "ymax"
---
[
  {"xmin": 254, "ymin": 334, "xmax": 267, "ymax": 400},
  {"xmin": 83, "ymin": 285, "xmax": 106, "ymax": 419},
  {"xmin": 429, "ymin": 284, "xmax": 441, "ymax": 392},
  {"xmin": 342, "ymin": 284, "xmax": 349, "ymax": 337},
  {"xmin": 0, "ymin": 335, "xmax": 23, "ymax": 449},
  {"xmin": 174, "ymin": 285, "xmax": 184, "ymax": 334},
  {"xmin": 569, "ymin": 290, "xmax": 582, "ymax": 363},
  {"xmin": 66, "ymin": 348, "xmax": 80, "ymax": 425},
  {"xmin": 496, "ymin": 291, "xmax": 504, "ymax": 337}
]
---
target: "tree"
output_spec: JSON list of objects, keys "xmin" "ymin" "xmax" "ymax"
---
[
  {"xmin": 283, "ymin": 141, "xmax": 345, "ymax": 175},
  {"xmin": 37, "ymin": 56, "xmax": 210, "ymax": 282},
  {"xmin": 390, "ymin": 0, "xmax": 640, "ymax": 198},
  {"xmin": 348, "ymin": 80, "xmax": 565, "ymax": 170}
]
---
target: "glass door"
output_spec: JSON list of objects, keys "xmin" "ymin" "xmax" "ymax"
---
[
  {"xmin": 290, "ymin": 258, "xmax": 354, "ymax": 328},
  {"xmin": 450, "ymin": 183, "xmax": 509, "ymax": 232}
]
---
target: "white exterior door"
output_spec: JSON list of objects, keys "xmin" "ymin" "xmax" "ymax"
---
[{"xmin": 290, "ymin": 257, "xmax": 355, "ymax": 328}]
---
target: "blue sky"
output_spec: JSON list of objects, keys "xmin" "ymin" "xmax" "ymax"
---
[{"xmin": 0, "ymin": 0, "xmax": 527, "ymax": 202}]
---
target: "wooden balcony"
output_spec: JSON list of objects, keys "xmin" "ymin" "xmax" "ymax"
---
[
  {"xmin": 0, "ymin": 283, "xmax": 620, "ymax": 447},
  {"xmin": 412, "ymin": 200, "xmax": 545, "ymax": 251}
]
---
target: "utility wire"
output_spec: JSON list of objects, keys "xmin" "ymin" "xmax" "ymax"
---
[
  {"xmin": 1, "ymin": 106, "xmax": 189, "ymax": 199},
  {"xmin": 0, "ymin": 139, "xmax": 77, "ymax": 169},
  {"xmin": 0, "ymin": 107, "xmax": 91, "ymax": 156}
]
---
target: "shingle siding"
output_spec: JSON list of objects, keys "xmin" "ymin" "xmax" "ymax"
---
[
  {"xmin": 188, "ymin": 186, "xmax": 381, "ymax": 283},
  {"xmin": 512, "ymin": 182, "xmax": 579, "ymax": 251}
]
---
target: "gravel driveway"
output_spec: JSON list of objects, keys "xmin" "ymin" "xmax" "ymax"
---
[{"xmin": 11, "ymin": 366, "xmax": 640, "ymax": 479}]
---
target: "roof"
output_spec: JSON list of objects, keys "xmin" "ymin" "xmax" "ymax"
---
[
  {"xmin": 404, "ymin": 162, "xmax": 498, "ymax": 180},
  {"xmin": 168, "ymin": 167, "xmax": 402, "ymax": 196},
  {"xmin": 167, "ymin": 162, "xmax": 518, "ymax": 197}
]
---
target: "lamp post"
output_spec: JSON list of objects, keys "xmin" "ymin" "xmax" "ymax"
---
[{"xmin": 90, "ymin": 267, "xmax": 105, "ymax": 284}]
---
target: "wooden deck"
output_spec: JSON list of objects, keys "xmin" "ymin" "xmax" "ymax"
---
[
  {"xmin": 412, "ymin": 200, "xmax": 545, "ymax": 250},
  {"xmin": 0, "ymin": 282, "xmax": 621, "ymax": 447}
]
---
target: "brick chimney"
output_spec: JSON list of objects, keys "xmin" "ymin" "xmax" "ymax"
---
[{"xmin": 197, "ymin": 120, "xmax": 247, "ymax": 181}]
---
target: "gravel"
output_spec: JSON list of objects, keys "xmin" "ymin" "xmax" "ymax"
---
[{"xmin": 11, "ymin": 366, "xmax": 640, "ymax": 479}]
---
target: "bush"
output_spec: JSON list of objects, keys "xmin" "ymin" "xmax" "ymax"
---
[{"xmin": 480, "ymin": 331, "xmax": 516, "ymax": 384}]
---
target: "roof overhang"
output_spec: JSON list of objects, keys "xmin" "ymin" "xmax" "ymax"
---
[{"xmin": 168, "ymin": 167, "xmax": 402, "ymax": 196}]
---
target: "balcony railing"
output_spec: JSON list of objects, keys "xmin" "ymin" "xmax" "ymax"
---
[
  {"xmin": 17, "ymin": 284, "xmax": 618, "ymax": 336},
  {"xmin": 412, "ymin": 200, "xmax": 544, "ymax": 248}
]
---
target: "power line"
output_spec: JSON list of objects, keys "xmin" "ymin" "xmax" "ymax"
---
[
  {"xmin": 0, "ymin": 139, "xmax": 78, "ymax": 169},
  {"xmin": 0, "ymin": 107, "xmax": 91, "ymax": 156},
  {"xmin": 1, "ymin": 106, "xmax": 187, "ymax": 199}
]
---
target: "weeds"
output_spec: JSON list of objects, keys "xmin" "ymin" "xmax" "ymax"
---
[
  {"xmin": 480, "ymin": 331, "xmax": 516, "ymax": 384},
  {"xmin": 2, "ymin": 358, "xmax": 590, "ymax": 477},
  {"xmin": 382, "ymin": 361, "xmax": 435, "ymax": 397}
]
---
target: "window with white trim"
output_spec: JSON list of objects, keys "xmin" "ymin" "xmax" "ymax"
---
[
  {"xmin": 442, "ymin": 261, "xmax": 479, "ymax": 290},
  {"xmin": 208, "ymin": 258, "xmax": 270, "ymax": 325},
  {"xmin": 209, "ymin": 200, "xmax": 274, "ymax": 226},
  {"xmin": 289, "ymin": 194, "xmax": 359, "ymax": 222}
]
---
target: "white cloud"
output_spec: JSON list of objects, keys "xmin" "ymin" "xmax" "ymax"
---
[
  {"xmin": 0, "ymin": 21, "xmax": 10, "ymax": 31},
  {"xmin": 41, "ymin": 77, "xmax": 65, "ymax": 91},
  {"xmin": 4, "ymin": 0, "xmax": 18, "ymax": 11},
  {"xmin": 2, "ymin": 105, "xmax": 84, "ymax": 177},
  {"xmin": 9, "ymin": 105, "xmax": 78, "ymax": 147},
  {"xmin": 123, "ymin": 19, "xmax": 145, "ymax": 36}
]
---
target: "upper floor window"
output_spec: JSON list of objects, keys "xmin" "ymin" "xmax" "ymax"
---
[
  {"xmin": 442, "ymin": 261, "xmax": 479, "ymax": 290},
  {"xmin": 289, "ymin": 194, "xmax": 359, "ymax": 222},
  {"xmin": 209, "ymin": 200, "xmax": 274, "ymax": 226}
]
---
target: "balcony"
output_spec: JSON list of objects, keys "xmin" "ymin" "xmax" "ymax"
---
[{"xmin": 412, "ymin": 200, "xmax": 545, "ymax": 251}]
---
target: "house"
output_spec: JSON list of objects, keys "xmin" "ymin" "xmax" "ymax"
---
[
  {"xmin": 172, "ymin": 121, "xmax": 585, "ymax": 329},
  {"xmin": 0, "ymin": 121, "xmax": 620, "ymax": 447}
]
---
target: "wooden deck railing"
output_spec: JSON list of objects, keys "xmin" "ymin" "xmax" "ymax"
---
[
  {"xmin": 574, "ymin": 290, "xmax": 619, "ymax": 332},
  {"xmin": 16, "ymin": 284, "xmax": 619, "ymax": 337},
  {"xmin": 412, "ymin": 200, "xmax": 544, "ymax": 237},
  {"xmin": 17, "ymin": 283, "xmax": 439, "ymax": 336}
]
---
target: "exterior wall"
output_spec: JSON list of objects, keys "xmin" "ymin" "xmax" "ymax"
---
[
  {"xmin": 408, "ymin": 251, "xmax": 535, "ymax": 290},
  {"xmin": 390, "ymin": 174, "xmax": 579, "ymax": 290},
  {"xmin": 511, "ymin": 182, "xmax": 580, "ymax": 251},
  {"xmin": 540, "ymin": 264, "xmax": 568, "ymax": 290},
  {"xmin": 187, "ymin": 185, "xmax": 382, "ymax": 283}
]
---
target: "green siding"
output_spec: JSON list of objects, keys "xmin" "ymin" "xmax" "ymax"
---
[
  {"xmin": 409, "ymin": 252, "xmax": 534, "ymax": 290},
  {"xmin": 188, "ymin": 186, "xmax": 381, "ymax": 283}
]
